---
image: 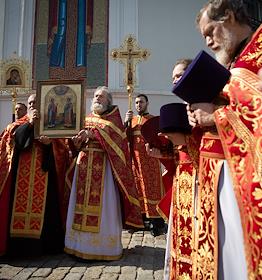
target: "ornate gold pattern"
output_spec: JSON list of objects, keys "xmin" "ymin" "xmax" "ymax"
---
[
  {"xmin": 65, "ymin": 227, "xmax": 123, "ymax": 261},
  {"xmin": 110, "ymin": 35, "xmax": 150, "ymax": 88},
  {"xmin": 73, "ymin": 148, "xmax": 106, "ymax": 233},
  {"xmin": 170, "ymin": 153, "xmax": 196, "ymax": 280},
  {"xmin": 86, "ymin": 113, "xmax": 127, "ymax": 139},
  {"xmin": 193, "ymin": 154, "xmax": 223, "ymax": 280},
  {"xmin": 240, "ymin": 33, "xmax": 262, "ymax": 67},
  {"xmin": 215, "ymin": 65, "xmax": 262, "ymax": 278},
  {"xmin": 98, "ymin": 128, "xmax": 126, "ymax": 165},
  {"xmin": 110, "ymin": 35, "xmax": 150, "ymax": 110},
  {"xmin": 81, "ymin": 107, "xmax": 143, "ymax": 229},
  {"xmin": 10, "ymin": 144, "xmax": 48, "ymax": 238}
]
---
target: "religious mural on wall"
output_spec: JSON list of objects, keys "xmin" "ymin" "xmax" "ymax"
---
[{"xmin": 34, "ymin": 0, "xmax": 108, "ymax": 88}]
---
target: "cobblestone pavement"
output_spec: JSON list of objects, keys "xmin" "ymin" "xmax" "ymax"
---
[{"xmin": 0, "ymin": 230, "xmax": 166, "ymax": 280}]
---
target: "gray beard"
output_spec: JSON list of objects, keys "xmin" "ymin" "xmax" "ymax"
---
[
  {"xmin": 215, "ymin": 38, "xmax": 237, "ymax": 67},
  {"xmin": 91, "ymin": 102, "xmax": 107, "ymax": 115},
  {"xmin": 215, "ymin": 50, "xmax": 232, "ymax": 67}
]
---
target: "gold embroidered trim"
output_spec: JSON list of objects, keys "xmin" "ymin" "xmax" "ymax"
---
[
  {"xmin": 193, "ymin": 157, "xmax": 223, "ymax": 280},
  {"xmin": 110, "ymin": 163, "xmax": 141, "ymax": 207},
  {"xmin": 10, "ymin": 145, "xmax": 48, "ymax": 238},
  {"xmin": 225, "ymin": 109, "xmax": 262, "ymax": 179},
  {"xmin": 98, "ymin": 128, "xmax": 126, "ymax": 165},
  {"xmin": 239, "ymin": 32, "xmax": 262, "ymax": 68},
  {"xmin": 73, "ymin": 150, "xmax": 106, "ymax": 233},
  {"xmin": 230, "ymin": 68, "xmax": 261, "ymax": 92},
  {"xmin": 200, "ymin": 151, "xmax": 225, "ymax": 159},
  {"xmin": 86, "ymin": 115, "xmax": 126, "ymax": 139},
  {"xmin": 156, "ymin": 204, "xmax": 169, "ymax": 222},
  {"xmin": 64, "ymin": 247, "xmax": 123, "ymax": 261}
]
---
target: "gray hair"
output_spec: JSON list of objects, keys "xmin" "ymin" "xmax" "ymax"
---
[
  {"xmin": 94, "ymin": 86, "xmax": 113, "ymax": 106},
  {"xmin": 196, "ymin": 0, "xmax": 251, "ymax": 27}
]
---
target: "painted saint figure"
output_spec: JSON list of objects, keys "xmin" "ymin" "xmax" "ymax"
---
[
  {"xmin": 47, "ymin": 98, "xmax": 57, "ymax": 128},
  {"xmin": 63, "ymin": 97, "xmax": 74, "ymax": 128},
  {"xmin": 6, "ymin": 69, "xmax": 22, "ymax": 86}
]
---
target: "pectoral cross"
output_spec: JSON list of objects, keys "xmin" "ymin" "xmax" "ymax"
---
[{"xmin": 110, "ymin": 35, "xmax": 150, "ymax": 110}]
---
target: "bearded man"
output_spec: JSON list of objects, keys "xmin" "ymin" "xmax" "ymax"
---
[
  {"xmin": 64, "ymin": 86, "xmax": 143, "ymax": 261},
  {"xmin": 0, "ymin": 93, "xmax": 70, "ymax": 257},
  {"xmin": 186, "ymin": 1, "xmax": 262, "ymax": 279},
  {"xmin": 124, "ymin": 94, "xmax": 166, "ymax": 236}
]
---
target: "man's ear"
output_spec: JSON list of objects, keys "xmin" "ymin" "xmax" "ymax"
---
[{"xmin": 222, "ymin": 9, "xmax": 236, "ymax": 24}]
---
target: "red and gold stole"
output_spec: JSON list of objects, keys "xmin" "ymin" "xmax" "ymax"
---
[
  {"xmin": 215, "ymin": 68, "xmax": 262, "ymax": 278},
  {"xmin": 193, "ymin": 25, "xmax": 262, "ymax": 280},
  {"xmin": 73, "ymin": 106, "xmax": 143, "ymax": 232},
  {"xmin": 192, "ymin": 133, "xmax": 225, "ymax": 280},
  {"xmin": 131, "ymin": 114, "xmax": 165, "ymax": 217},
  {"xmin": 73, "ymin": 141, "xmax": 107, "ymax": 233},
  {"xmin": 8, "ymin": 127, "xmax": 69, "ymax": 238},
  {"xmin": 170, "ymin": 150, "xmax": 197, "ymax": 280},
  {"xmin": 10, "ymin": 141, "xmax": 49, "ymax": 238},
  {"xmin": 157, "ymin": 127, "xmax": 202, "ymax": 228}
]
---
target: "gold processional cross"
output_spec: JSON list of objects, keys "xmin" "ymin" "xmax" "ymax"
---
[{"xmin": 110, "ymin": 35, "xmax": 150, "ymax": 111}]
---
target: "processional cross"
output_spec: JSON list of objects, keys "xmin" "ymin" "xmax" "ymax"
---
[
  {"xmin": 11, "ymin": 87, "xmax": 17, "ymax": 122},
  {"xmin": 110, "ymin": 35, "xmax": 150, "ymax": 111}
]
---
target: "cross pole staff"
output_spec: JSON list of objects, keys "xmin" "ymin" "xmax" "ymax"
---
[
  {"xmin": 110, "ymin": 35, "xmax": 150, "ymax": 115},
  {"xmin": 11, "ymin": 87, "xmax": 17, "ymax": 122}
]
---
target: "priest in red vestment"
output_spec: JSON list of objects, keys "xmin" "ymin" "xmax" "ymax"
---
[
  {"xmin": 64, "ymin": 86, "xmax": 143, "ymax": 261},
  {"xmin": 124, "ymin": 94, "xmax": 166, "ymax": 236},
  {"xmin": 0, "ymin": 94, "xmax": 71, "ymax": 257},
  {"xmin": 145, "ymin": 102, "xmax": 202, "ymax": 280},
  {"xmin": 187, "ymin": 1, "xmax": 262, "ymax": 279}
]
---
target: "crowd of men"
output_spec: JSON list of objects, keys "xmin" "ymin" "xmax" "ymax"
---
[{"xmin": 0, "ymin": 1, "xmax": 261, "ymax": 279}]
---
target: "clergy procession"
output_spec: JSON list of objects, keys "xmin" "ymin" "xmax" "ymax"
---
[{"xmin": 0, "ymin": 0, "xmax": 261, "ymax": 279}]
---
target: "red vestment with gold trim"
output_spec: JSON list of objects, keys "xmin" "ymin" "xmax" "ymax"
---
[
  {"xmin": 73, "ymin": 106, "xmax": 143, "ymax": 230},
  {"xmin": 156, "ymin": 129, "xmax": 201, "ymax": 279},
  {"xmin": 0, "ymin": 116, "xmax": 70, "ymax": 256},
  {"xmin": 194, "ymin": 25, "xmax": 262, "ymax": 279},
  {"xmin": 215, "ymin": 25, "xmax": 262, "ymax": 279},
  {"xmin": 130, "ymin": 114, "xmax": 165, "ymax": 218}
]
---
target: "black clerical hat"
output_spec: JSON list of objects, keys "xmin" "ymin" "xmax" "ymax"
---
[
  {"xmin": 159, "ymin": 103, "xmax": 191, "ymax": 133},
  {"xmin": 172, "ymin": 50, "xmax": 231, "ymax": 103},
  {"xmin": 141, "ymin": 116, "xmax": 172, "ymax": 150}
]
